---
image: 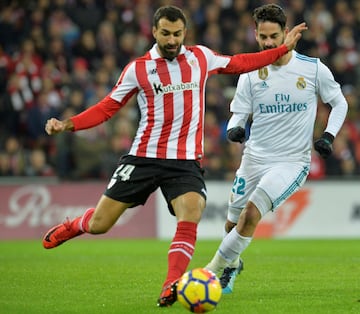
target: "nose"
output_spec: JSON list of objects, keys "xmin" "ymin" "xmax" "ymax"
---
[
  {"xmin": 168, "ymin": 35, "xmax": 176, "ymax": 45},
  {"xmin": 263, "ymin": 38, "xmax": 274, "ymax": 47}
]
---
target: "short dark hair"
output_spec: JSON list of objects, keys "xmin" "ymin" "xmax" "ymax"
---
[
  {"xmin": 153, "ymin": 5, "xmax": 187, "ymax": 28},
  {"xmin": 253, "ymin": 4, "xmax": 287, "ymax": 30}
]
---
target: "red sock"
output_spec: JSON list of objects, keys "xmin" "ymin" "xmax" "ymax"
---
[
  {"xmin": 163, "ymin": 221, "xmax": 198, "ymax": 288},
  {"xmin": 78, "ymin": 208, "xmax": 95, "ymax": 233}
]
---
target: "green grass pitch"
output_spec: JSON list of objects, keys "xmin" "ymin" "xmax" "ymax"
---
[{"xmin": 0, "ymin": 238, "xmax": 359, "ymax": 314}]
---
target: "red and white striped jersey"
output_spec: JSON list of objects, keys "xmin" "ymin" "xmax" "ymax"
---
[
  {"xmin": 70, "ymin": 43, "xmax": 288, "ymax": 161},
  {"xmin": 111, "ymin": 44, "xmax": 231, "ymax": 160}
]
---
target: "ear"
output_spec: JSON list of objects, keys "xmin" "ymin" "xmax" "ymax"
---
[{"xmin": 152, "ymin": 26, "xmax": 157, "ymax": 39}]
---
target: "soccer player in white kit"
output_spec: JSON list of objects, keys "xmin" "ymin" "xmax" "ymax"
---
[{"xmin": 205, "ymin": 4, "xmax": 348, "ymax": 294}]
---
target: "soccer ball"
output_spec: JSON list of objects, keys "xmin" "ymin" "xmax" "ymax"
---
[{"xmin": 177, "ymin": 268, "xmax": 222, "ymax": 313}]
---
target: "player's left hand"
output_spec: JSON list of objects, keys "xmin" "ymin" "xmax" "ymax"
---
[
  {"xmin": 314, "ymin": 132, "xmax": 334, "ymax": 159},
  {"xmin": 284, "ymin": 22, "xmax": 307, "ymax": 51}
]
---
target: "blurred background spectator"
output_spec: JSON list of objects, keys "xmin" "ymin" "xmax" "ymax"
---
[{"xmin": 0, "ymin": 0, "xmax": 359, "ymax": 180}]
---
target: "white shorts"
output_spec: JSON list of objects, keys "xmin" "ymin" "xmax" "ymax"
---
[{"xmin": 227, "ymin": 156, "xmax": 309, "ymax": 223}]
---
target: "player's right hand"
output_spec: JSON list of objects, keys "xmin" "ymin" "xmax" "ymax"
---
[
  {"xmin": 45, "ymin": 118, "xmax": 66, "ymax": 135},
  {"xmin": 314, "ymin": 132, "xmax": 334, "ymax": 159}
]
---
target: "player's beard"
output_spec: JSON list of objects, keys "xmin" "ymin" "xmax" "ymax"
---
[
  {"xmin": 158, "ymin": 43, "xmax": 182, "ymax": 60},
  {"xmin": 262, "ymin": 45, "xmax": 277, "ymax": 50},
  {"xmin": 261, "ymin": 38, "xmax": 284, "ymax": 51}
]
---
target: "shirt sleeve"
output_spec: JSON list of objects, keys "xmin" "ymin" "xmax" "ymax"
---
[
  {"xmin": 230, "ymin": 73, "xmax": 253, "ymax": 114},
  {"xmin": 324, "ymin": 93, "xmax": 348, "ymax": 137},
  {"xmin": 199, "ymin": 44, "xmax": 288, "ymax": 75},
  {"xmin": 317, "ymin": 61, "xmax": 342, "ymax": 104},
  {"xmin": 194, "ymin": 45, "xmax": 232, "ymax": 72},
  {"xmin": 220, "ymin": 45, "xmax": 288, "ymax": 74},
  {"xmin": 227, "ymin": 112, "xmax": 250, "ymax": 130},
  {"xmin": 70, "ymin": 61, "xmax": 139, "ymax": 131},
  {"xmin": 316, "ymin": 61, "xmax": 348, "ymax": 137},
  {"xmin": 70, "ymin": 95, "xmax": 125, "ymax": 131},
  {"xmin": 110, "ymin": 61, "xmax": 139, "ymax": 103}
]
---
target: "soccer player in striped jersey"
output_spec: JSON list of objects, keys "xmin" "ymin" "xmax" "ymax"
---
[
  {"xmin": 42, "ymin": 5, "xmax": 306, "ymax": 307},
  {"xmin": 205, "ymin": 4, "xmax": 348, "ymax": 294}
]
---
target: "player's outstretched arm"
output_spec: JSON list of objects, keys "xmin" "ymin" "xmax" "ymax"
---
[
  {"xmin": 284, "ymin": 22, "xmax": 307, "ymax": 51},
  {"xmin": 219, "ymin": 22, "xmax": 307, "ymax": 75},
  {"xmin": 45, "ymin": 118, "xmax": 74, "ymax": 135}
]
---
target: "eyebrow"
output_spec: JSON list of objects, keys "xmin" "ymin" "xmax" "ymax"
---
[
  {"xmin": 258, "ymin": 32, "xmax": 279, "ymax": 37},
  {"xmin": 160, "ymin": 28, "xmax": 183, "ymax": 34}
]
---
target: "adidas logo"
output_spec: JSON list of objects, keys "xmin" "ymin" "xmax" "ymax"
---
[{"xmin": 260, "ymin": 81, "xmax": 269, "ymax": 88}]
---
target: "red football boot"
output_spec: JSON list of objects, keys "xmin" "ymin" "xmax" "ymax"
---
[
  {"xmin": 42, "ymin": 217, "xmax": 84, "ymax": 249},
  {"xmin": 157, "ymin": 279, "xmax": 179, "ymax": 307}
]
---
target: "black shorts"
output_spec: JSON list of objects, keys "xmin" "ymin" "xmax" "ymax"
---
[{"xmin": 104, "ymin": 155, "xmax": 207, "ymax": 215}]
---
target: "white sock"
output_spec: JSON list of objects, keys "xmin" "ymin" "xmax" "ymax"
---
[
  {"xmin": 220, "ymin": 228, "xmax": 252, "ymax": 261},
  {"xmin": 205, "ymin": 251, "xmax": 228, "ymax": 275},
  {"xmin": 223, "ymin": 225, "xmax": 229, "ymax": 238},
  {"xmin": 229, "ymin": 257, "xmax": 240, "ymax": 268},
  {"xmin": 205, "ymin": 225, "xmax": 232, "ymax": 273},
  {"xmin": 207, "ymin": 228, "xmax": 252, "ymax": 274},
  {"xmin": 223, "ymin": 226, "xmax": 239, "ymax": 268}
]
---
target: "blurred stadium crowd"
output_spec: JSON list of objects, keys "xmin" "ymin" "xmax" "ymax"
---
[{"xmin": 0, "ymin": 0, "xmax": 359, "ymax": 180}]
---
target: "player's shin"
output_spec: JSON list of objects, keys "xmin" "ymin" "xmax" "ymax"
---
[
  {"xmin": 79, "ymin": 208, "xmax": 95, "ymax": 233},
  {"xmin": 163, "ymin": 221, "xmax": 197, "ymax": 287}
]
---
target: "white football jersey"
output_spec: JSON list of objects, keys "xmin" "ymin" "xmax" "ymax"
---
[{"xmin": 230, "ymin": 51, "xmax": 342, "ymax": 163}]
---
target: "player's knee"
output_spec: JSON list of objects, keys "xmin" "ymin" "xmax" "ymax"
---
[
  {"xmin": 248, "ymin": 187, "xmax": 272, "ymax": 217},
  {"xmin": 173, "ymin": 192, "xmax": 205, "ymax": 222},
  {"xmin": 243, "ymin": 203, "xmax": 262, "ymax": 227},
  {"xmin": 186, "ymin": 207, "xmax": 203, "ymax": 223}
]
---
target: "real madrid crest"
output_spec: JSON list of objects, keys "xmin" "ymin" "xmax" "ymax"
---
[
  {"xmin": 258, "ymin": 67, "xmax": 268, "ymax": 80},
  {"xmin": 296, "ymin": 77, "xmax": 306, "ymax": 89}
]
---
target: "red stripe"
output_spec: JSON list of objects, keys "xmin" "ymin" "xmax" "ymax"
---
[
  {"xmin": 191, "ymin": 47, "xmax": 207, "ymax": 160},
  {"xmin": 177, "ymin": 54, "xmax": 192, "ymax": 159},
  {"xmin": 135, "ymin": 60, "xmax": 154, "ymax": 156},
  {"xmin": 156, "ymin": 59, "xmax": 173, "ymax": 158}
]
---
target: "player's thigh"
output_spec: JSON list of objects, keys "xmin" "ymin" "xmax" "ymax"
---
[
  {"xmin": 227, "ymin": 158, "xmax": 264, "ymax": 223},
  {"xmin": 105, "ymin": 155, "xmax": 159, "ymax": 205},
  {"xmin": 160, "ymin": 160, "xmax": 207, "ymax": 217},
  {"xmin": 258, "ymin": 162, "xmax": 309, "ymax": 211}
]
